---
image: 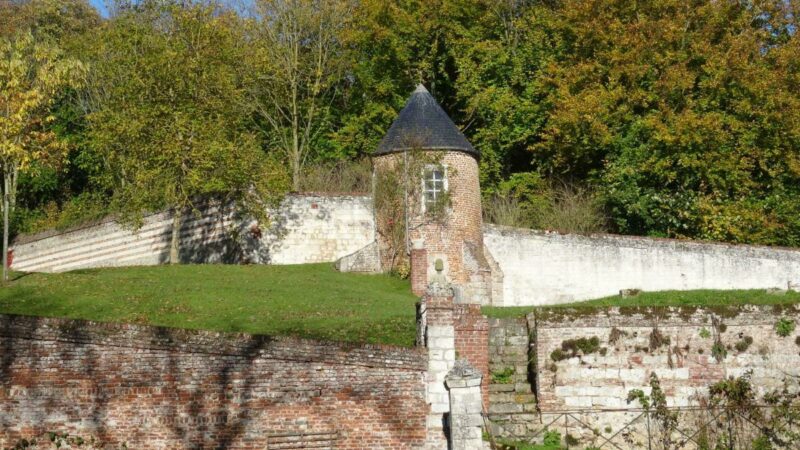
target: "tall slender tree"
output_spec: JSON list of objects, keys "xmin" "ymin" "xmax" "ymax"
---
[
  {"xmin": 0, "ymin": 31, "xmax": 85, "ymax": 281},
  {"xmin": 244, "ymin": 0, "xmax": 354, "ymax": 191}
]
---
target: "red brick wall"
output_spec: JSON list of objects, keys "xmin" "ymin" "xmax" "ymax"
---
[
  {"xmin": 410, "ymin": 247, "xmax": 428, "ymax": 296},
  {"xmin": 454, "ymin": 305, "xmax": 490, "ymax": 407},
  {"xmin": 0, "ymin": 314, "xmax": 428, "ymax": 449},
  {"xmin": 373, "ymin": 151, "xmax": 485, "ymax": 286}
]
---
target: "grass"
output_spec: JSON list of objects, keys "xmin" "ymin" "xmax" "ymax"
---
[
  {"xmin": 483, "ymin": 289, "xmax": 800, "ymax": 319},
  {"xmin": 0, "ymin": 264, "xmax": 418, "ymax": 347}
]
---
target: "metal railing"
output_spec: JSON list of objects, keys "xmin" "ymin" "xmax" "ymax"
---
[{"xmin": 490, "ymin": 405, "xmax": 800, "ymax": 450}]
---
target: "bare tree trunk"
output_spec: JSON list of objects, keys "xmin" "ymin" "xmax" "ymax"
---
[
  {"xmin": 2, "ymin": 171, "xmax": 9, "ymax": 283},
  {"xmin": 169, "ymin": 207, "xmax": 182, "ymax": 265}
]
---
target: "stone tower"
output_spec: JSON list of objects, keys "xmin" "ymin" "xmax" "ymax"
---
[{"xmin": 372, "ymin": 85, "xmax": 490, "ymax": 303}]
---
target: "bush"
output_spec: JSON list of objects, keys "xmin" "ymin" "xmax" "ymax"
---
[
  {"xmin": 483, "ymin": 173, "xmax": 607, "ymax": 234},
  {"xmin": 483, "ymin": 195, "xmax": 530, "ymax": 228},
  {"xmin": 298, "ymin": 158, "xmax": 372, "ymax": 193},
  {"xmin": 776, "ymin": 318, "xmax": 796, "ymax": 337},
  {"xmin": 15, "ymin": 192, "xmax": 111, "ymax": 236}
]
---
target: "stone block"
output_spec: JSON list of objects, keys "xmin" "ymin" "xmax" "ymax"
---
[
  {"xmin": 489, "ymin": 384, "xmax": 515, "ymax": 393},
  {"xmin": 488, "ymin": 403, "xmax": 524, "ymax": 414}
]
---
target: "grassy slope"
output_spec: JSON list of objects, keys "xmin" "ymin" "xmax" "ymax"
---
[
  {"xmin": 0, "ymin": 264, "xmax": 418, "ymax": 347},
  {"xmin": 483, "ymin": 289, "xmax": 800, "ymax": 319}
]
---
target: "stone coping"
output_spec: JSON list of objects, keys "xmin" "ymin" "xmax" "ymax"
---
[
  {"xmin": 0, "ymin": 313, "xmax": 426, "ymax": 371},
  {"xmin": 534, "ymin": 304, "xmax": 800, "ymax": 328},
  {"xmin": 12, "ymin": 193, "xmax": 373, "ymax": 247},
  {"xmin": 484, "ymin": 223, "xmax": 800, "ymax": 258}
]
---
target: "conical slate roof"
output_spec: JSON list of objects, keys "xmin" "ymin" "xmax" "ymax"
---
[{"xmin": 375, "ymin": 85, "xmax": 478, "ymax": 157}]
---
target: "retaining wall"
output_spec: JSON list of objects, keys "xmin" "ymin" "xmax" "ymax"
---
[
  {"xmin": 11, "ymin": 194, "xmax": 375, "ymax": 273},
  {"xmin": 484, "ymin": 224, "xmax": 800, "ymax": 306},
  {"xmin": 486, "ymin": 304, "xmax": 800, "ymax": 446},
  {"xmin": 0, "ymin": 314, "xmax": 427, "ymax": 449}
]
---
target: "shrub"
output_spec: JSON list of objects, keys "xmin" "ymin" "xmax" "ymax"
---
[
  {"xmin": 712, "ymin": 341, "xmax": 728, "ymax": 362},
  {"xmin": 542, "ymin": 429, "xmax": 561, "ymax": 446},
  {"xmin": 16, "ymin": 192, "xmax": 111, "ymax": 236},
  {"xmin": 552, "ymin": 336, "xmax": 601, "ymax": 362},
  {"xmin": 483, "ymin": 194, "xmax": 530, "ymax": 228},
  {"xmin": 699, "ymin": 327, "xmax": 711, "ymax": 339},
  {"xmin": 538, "ymin": 182, "xmax": 607, "ymax": 234},
  {"xmin": 298, "ymin": 158, "xmax": 372, "ymax": 193},
  {"xmin": 483, "ymin": 174, "xmax": 607, "ymax": 234},
  {"xmin": 649, "ymin": 327, "xmax": 670, "ymax": 351},
  {"xmin": 491, "ymin": 367, "xmax": 515, "ymax": 384},
  {"xmin": 776, "ymin": 318, "xmax": 796, "ymax": 337},
  {"xmin": 735, "ymin": 336, "xmax": 754, "ymax": 352}
]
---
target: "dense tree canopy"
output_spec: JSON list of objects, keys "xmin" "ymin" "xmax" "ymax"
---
[{"xmin": 3, "ymin": 0, "xmax": 800, "ymax": 248}]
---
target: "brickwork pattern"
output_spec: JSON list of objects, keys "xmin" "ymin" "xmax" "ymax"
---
[
  {"xmin": 421, "ymin": 288, "xmax": 458, "ymax": 449},
  {"xmin": 411, "ymin": 247, "xmax": 428, "ymax": 296},
  {"xmin": 373, "ymin": 152, "xmax": 487, "ymax": 299},
  {"xmin": 0, "ymin": 314, "xmax": 427, "ymax": 449},
  {"xmin": 454, "ymin": 305, "xmax": 490, "ymax": 407}
]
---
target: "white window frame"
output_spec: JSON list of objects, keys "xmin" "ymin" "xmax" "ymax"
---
[{"xmin": 421, "ymin": 164, "xmax": 448, "ymax": 214}]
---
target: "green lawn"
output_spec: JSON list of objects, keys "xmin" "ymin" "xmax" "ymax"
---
[
  {"xmin": 483, "ymin": 289, "xmax": 800, "ymax": 319},
  {"xmin": 0, "ymin": 264, "xmax": 418, "ymax": 346}
]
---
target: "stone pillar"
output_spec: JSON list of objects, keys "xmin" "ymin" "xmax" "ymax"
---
[
  {"xmin": 446, "ymin": 360, "xmax": 485, "ymax": 450},
  {"xmin": 422, "ymin": 283, "xmax": 456, "ymax": 449},
  {"xmin": 411, "ymin": 240, "xmax": 428, "ymax": 296}
]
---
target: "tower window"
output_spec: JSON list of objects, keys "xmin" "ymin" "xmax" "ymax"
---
[{"xmin": 423, "ymin": 166, "xmax": 446, "ymax": 211}]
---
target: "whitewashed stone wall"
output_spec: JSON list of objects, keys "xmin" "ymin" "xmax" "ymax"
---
[
  {"xmin": 535, "ymin": 305, "xmax": 800, "ymax": 411},
  {"xmin": 484, "ymin": 224, "xmax": 800, "ymax": 306},
  {"xmin": 11, "ymin": 194, "xmax": 375, "ymax": 273},
  {"xmin": 529, "ymin": 305, "xmax": 800, "ymax": 447}
]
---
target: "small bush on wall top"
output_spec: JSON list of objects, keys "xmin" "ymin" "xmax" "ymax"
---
[
  {"xmin": 776, "ymin": 318, "xmax": 796, "ymax": 337},
  {"xmin": 551, "ymin": 336, "xmax": 601, "ymax": 361}
]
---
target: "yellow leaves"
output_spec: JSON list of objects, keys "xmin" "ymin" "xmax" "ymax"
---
[{"xmin": 0, "ymin": 30, "xmax": 82, "ymax": 173}]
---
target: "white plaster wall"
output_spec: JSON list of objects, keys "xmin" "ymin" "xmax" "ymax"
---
[
  {"xmin": 11, "ymin": 194, "xmax": 375, "ymax": 273},
  {"xmin": 484, "ymin": 224, "xmax": 800, "ymax": 306}
]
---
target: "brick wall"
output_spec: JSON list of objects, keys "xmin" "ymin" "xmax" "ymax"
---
[
  {"xmin": 0, "ymin": 314, "xmax": 428, "ymax": 449},
  {"xmin": 454, "ymin": 304, "xmax": 489, "ymax": 407},
  {"xmin": 411, "ymin": 247, "xmax": 428, "ymax": 296},
  {"xmin": 373, "ymin": 152, "xmax": 488, "ymax": 303}
]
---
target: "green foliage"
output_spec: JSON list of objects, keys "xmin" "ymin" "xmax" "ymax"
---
[
  {"xmin": 9, "ymin": 0, "xmax": 800, "ymax": 251},
  {"xmin": 482, "ymin": 290, "xmax": 800, "ymax": 320},
  {"xmin": 551, "ymin": 336, "xmax": 600, "ymax": 361},
  {"xmin": 298, "ymin": 158, "xmax": 372, "ymax": 194},
  {"xmin": 83, "ymin": 3, "xmax": 288, "ymax": 261},
  {"xmin": 627, "ymin": 373, "xmax": 678, "ymax": 449},
  {"xmin": 735, "ymin": 336, "xmax": 754, "ymax": 353},
  {"xmin": 491, "ymin": 367, "xmax": 515, "ymax": 384},
  {"xmin": 649, "ymin": 327, "xmax": 671, "ymax": 351},
  {"xmin": 542, "ymin": 430, "xmax": 561, "ymax": 447},
  {"xmin": 16, "ymin": 191, "xmax": 109, "ymax": 235},
  {"xmin": 0, "ymin": 264, "xmax": 418, "ymax": 346},
  {"xmin": 775, "ymin": 317, "xmax": 796, "ymax": 337},
  {"xmin": 700, "ymin": 327, "xmax": 711, "ymax": 339},
  {"xmin": 712, "ymin": 341, "xmax": 728, "ymax": 362},
  {"xmin": 483, "ymin": 175, "xmax": 607, "ymax": 234}
]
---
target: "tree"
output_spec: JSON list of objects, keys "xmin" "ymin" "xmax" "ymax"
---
[
  {"xmin": 531, "ymin": 0, "xmax": 800, "ymax": 245},
  {"xmin": 86, "ymin": 3, "xmax": 288, "ymax": 264},
  {"xmin": 0, "ymin": 31, "xmax": 85, "ymax": 281},
  {"xmin": 244, "ymin": 0, "xmax": 355, "ymax": 191}
]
